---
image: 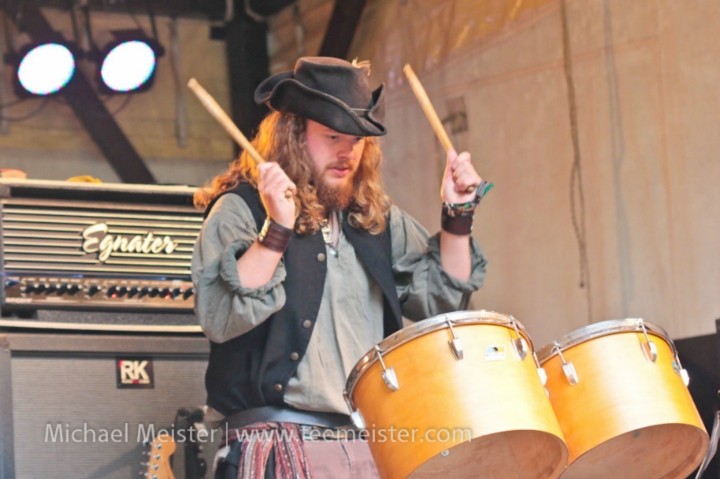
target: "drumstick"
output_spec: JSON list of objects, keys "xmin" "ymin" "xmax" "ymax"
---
[
  {"xmin": 403, "ymin": 64, "xmax": 476, "ymax": 194},
  {"xmin": 187, "ymin": 78, "xmax": 265, "ymax": 165},
  {"xmin": 187, "ymin": 78, "xmax": 293, "ymax": 198},
  {"xmin": 403, "ymin": 64, "xmax": 454, "ymax": 153}
]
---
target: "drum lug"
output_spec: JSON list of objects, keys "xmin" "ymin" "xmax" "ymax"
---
[
  {"xmin": 375, "ymin": 345, "xmax": 400, "ymax": 391},
  {"xmin": 562, "ymin": 361, "xmax": 579, "ymax": 385},
  {"xmin": 673, "ymin": 360, "xmax": 690, "ymax": 387},
  {"xmin": 449, "ymin": 339, "xmax": 464, "ymax": 361},
  {"xmin": 533, "ymin": 352, "xmax": 548, "ymax": 385},
  {"xmin": 350, "ymin": 410, "xmax": 366, "ymax": 430},
  {"xmin": 509, "ymin": 316, "xmax": 528, "ymax": 360},
  {"xmin": 553, "ymin": 341, "xmax": 579, "ymax": 385},
  {"xmin": 343, "ymin": 390, "xmax": 366, "ymax": 429},
  {"xmin": 637, "ymin": 318, "xmax": 658, "ymax": 363},
  {"xmin": 537, "ymin": 368, "xmax": 548, "ymax": 386},
  {"xmin": 445, "ymin": 317, "xmax": 464, "ymax": 361},
  {"xmin": 642, "ymin": 341, "xmax": 658, "ymax": 363}
]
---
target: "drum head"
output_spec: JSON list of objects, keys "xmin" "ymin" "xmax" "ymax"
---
[
  {"xmin": 409, "ymin": 430, "xmax": 567, "ymax": 479},
  {"xmin": 561, "ymin": 423, "xmax": 707, "ymax": 479}
]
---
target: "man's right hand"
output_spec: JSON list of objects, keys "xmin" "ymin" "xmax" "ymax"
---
[{"xmin": 257, "ymin": 162, "xmax": 297, "ymax": 229}]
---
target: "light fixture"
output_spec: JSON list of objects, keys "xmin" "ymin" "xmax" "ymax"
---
[
  {"xmin": 17, "ymin": 43, "xmax": 76, "ymax": 95},
  {"xmin": 96, "ymin": 34, "xmax": 164, "ymax": 93},
  {"xmin": 5, "ymin": 32, "xmax": 80, "ymax": 97}
]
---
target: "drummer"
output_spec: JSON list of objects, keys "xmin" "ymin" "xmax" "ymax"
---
[{"xmin": 192, "ymin": 56, "xmax": 488, "ymax": 479}]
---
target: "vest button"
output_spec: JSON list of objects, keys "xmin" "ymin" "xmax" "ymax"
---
[
  {"xmin": 317, "ymin": 253, "xmax": 326, "ymax": 262},
  {"xmin": 290, "ymin": 352, "xmax": 299, "ymax": 361},
  {"xmin": 274, "ymin": 383, "xmax": 283, "ymax": 392},
  {"xmin": 302, "ymin": 320, "xmax": 312, "ymax": 329}
]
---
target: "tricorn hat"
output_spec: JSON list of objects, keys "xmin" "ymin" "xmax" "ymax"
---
[{"xmin": 254, "ymin": 57, "xmax": 386, "ymax": 137}]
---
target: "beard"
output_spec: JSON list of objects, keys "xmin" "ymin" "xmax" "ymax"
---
[{"xmin": 314, "ymin": 165, "xmax": 357, "ymax": 212}]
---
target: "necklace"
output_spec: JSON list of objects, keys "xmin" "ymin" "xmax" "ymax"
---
[{"xmin": 321, "ymin": 212, "xmax": 338, "ymax": 256}]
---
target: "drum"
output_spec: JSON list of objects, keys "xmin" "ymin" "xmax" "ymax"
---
[
  {"xmin": 537, "ymin": 319, "xmax": 709, "ymax": 479},
  {"xmin": 344, "ymin": 311, "xmax": 568, "ymax": 479}
]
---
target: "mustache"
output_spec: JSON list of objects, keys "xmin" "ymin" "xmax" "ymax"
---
[{"xmin": 325, "ymin": 161, "xmax": 355, "ymax": 170}]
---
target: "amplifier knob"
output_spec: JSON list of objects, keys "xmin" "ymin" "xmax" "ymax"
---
[
  {"xmin": 22, "ymin": 283, "xmax": 34, "ymax": 294},
  {"xmin": 161, "ymin": 288, "xmax": 172, "ymax": 299},
  {"xmin": 183, "ymin": 287, "xmax": 195, "ymax": 300},
  {"xmin": 171, "ymin": 288, "xmax": 182, "ymax": 299},
  {"xmin": 128, "ymin": 286, "xmax": 139, "ymax": 298},
  {"xmin": 87, "ymin": 285, "xmax": 101, "ymax": 296},
  {"xmin": 57, "ymin": 284, "xmax": 68, "ymax": 294},
  {"xmin": 117, "ymin": 286, "xmax": 128, "ymax": 297},
  {"xmin": 106, "ymin": 285, "xmax": 118, "ymax": 297},
  {"xmin": 47, "ymin": 284, "xmax": 59, "ymax": 294},
  {"xmin": 67, "ymin": 284, "xmax": 81, "ymax": 295},
  {"xmin": 35, "ymin": 283, "xmax": 47, "ymax": 294},
  {"xmin": 138, "ymin": 287, "xmax": 149, "ymax": 297},
  {"xmin": 5, "ymin": 279, "xmax": 19, "ymax": 288},
  {"xmin": 148, "ymin": 287, "xmax": 160, "ymax": 298}
]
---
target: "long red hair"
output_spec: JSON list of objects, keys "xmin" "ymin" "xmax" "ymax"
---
[{"xmin": 194, "ymin": 112, "xmax": 391, "ymax": 235}]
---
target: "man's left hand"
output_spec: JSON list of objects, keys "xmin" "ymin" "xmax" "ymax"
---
[{"xmin": 441, "ymin": 149, "xmax": 482, "ymax": 204}]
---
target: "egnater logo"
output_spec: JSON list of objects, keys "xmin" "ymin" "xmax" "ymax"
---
[
  {"xmin": 116, "ymin": 358, "xmax": 154, "ymax": 389},
  {"xmin": 81, "ymin": 223, "xmax": 178, "ymax": 262}
]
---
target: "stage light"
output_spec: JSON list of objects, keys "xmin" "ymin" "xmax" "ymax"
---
[
  {"xmin": 18, "ymin": 44, "xmax": 75, "ymax": 95},
  {"xmin": 14, "ymin": 42, "xmax": 77, "ymax": 96},
  {"xmin": 99, "ymin": 39, "xmax": 162, "ymax": 93}
]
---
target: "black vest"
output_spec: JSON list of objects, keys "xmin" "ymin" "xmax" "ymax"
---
[{"xmin": 203, "ymin": 183, "xmax": 403, "ymax": 416}]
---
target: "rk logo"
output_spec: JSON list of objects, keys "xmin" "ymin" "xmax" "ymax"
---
[{"xmin": 116, "ymin": 357, "xmax": 154, "ymax": 389}]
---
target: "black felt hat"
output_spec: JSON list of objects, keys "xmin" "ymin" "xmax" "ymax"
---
[{"xmin": 254, "ymin": 57, "xmax": 386, "ymax": 137}]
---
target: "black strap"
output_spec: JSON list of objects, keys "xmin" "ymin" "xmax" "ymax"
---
[
  {"xmin": 223, "ymin": 406, "xmax": 350, "ymax": 430},
  {"xmin": 204, "ymin": 182, "xmax": 266, "ymax": 231}
]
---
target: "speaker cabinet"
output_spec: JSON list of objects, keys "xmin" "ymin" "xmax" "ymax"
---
[{"xmin": 0, "ymin": 332, "xmax": 218, "ymax": 479}]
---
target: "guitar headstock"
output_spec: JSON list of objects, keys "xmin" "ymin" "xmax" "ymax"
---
[{"xmin": 142, "ymin": 433, "xmax": 176, "ymax": 479}]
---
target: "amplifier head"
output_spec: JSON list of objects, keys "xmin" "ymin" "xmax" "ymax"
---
[{"xmin": 0, "ymin": 180, "xmax": 203, "ymax": 314}]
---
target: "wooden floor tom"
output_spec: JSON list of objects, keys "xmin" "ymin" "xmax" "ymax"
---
[
  {"xmin": 537, "ymin": 319, "xmax": 709, "ymax": 479},
  {"xmin": 344, "ymin": 310, "xmax": 568, "ymax": 479}
]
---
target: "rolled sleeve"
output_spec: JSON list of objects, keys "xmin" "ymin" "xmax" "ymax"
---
[
  {"xmin": 192, "ymin": 194, "xmax": 286, "ymax": 343},
  {"xmin": 390, "ymin": 205, "xmax": 487, "ymax": 321}
]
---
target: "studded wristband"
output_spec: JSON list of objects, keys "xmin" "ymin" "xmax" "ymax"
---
[
  {"xmin": 441, "ymin": 204, "xmax": 474, "ymax": 236},
  {"xmin": 257, "ymin": 217, "xmax": 292, "ymax": 253}
]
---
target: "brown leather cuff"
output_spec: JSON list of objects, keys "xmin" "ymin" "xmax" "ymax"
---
[
  {"xmin": 441, "ymin": 204, "xmax": 474, "ymax": 236},
  {"xmin": 258, "ymin": 217, "xmax": 293, "ymax": 253}
]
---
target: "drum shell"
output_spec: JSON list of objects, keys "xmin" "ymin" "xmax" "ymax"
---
[
  {"xmin": 351, "ymin": 322, "xmax": 567, "ymax": 479},
  {"xmin": 540, "ymin": 331, "xmax": 708, "ymax": 477}
]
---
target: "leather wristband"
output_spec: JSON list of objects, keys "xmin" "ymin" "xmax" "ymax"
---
[
  {"xmin": 257, "ymin": 217, "xmax": 292, "ymax": 253},
  {"xmin": 441, "ymin": 204, "xmax": 474, "ymax": 236}
]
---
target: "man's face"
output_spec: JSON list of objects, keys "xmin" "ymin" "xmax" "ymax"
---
[{"xmin": 305, "ymin": 119, "xmax": 366, "ymax": 210}]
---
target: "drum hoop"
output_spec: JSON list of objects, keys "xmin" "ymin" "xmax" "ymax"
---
[
  {"xmin": 536, "ymin": 318, "xmax": 675, "ymax": 363},
  {"xmin": 345, "ymin": 310, "xmax": 533, "ymax": 402}
]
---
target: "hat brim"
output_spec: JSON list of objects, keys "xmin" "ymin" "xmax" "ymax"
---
[{"xmin": 255, "ymin": 72, "xmax": 386, "ymax": 137}]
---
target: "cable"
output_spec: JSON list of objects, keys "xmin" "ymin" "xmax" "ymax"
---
[
  {"xmin": 560, "ymin": 0, "xmax": 592, "ymax": 322},
  {"xmin": 128, "ymin": 0, "xmax": 148, "ymax": 37},
  {"xmin": 2, "ymin": 96, "xmax": 50, "ymax": 121},
  {"xmin": 0, "ymin": 98, "xmax": 28, "ymax": 108},
  {"xmin": 107, "ymin": 93, "xmax": 133, "ymax": 115}
]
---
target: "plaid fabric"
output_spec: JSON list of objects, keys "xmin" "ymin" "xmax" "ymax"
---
[{"xmin": 226, "ymin": 423, "xmax": 314, "ymax": 479}]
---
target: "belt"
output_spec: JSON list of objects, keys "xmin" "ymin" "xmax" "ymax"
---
[
  {"xmin": 299, "ymin": 425, "xmax": 363, "ymax": 441},
  {"xmin": 223, "ymin": 406, "xmax": 351, "ymax": 431}
]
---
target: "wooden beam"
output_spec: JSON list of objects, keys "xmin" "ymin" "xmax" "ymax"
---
[
  {"xmin": 225, "ymin": 12, "xmax": 270, "ymax": 150},
  {"xmin": 11, "ymin": 1, "xmax": 157, "ymax": 184},
  {"xmin": 318, "ymin": 0, "xmax": 368, "ymax": 59}
]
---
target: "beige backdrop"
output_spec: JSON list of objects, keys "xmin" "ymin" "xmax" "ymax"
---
[{"xmin": 334, "ymin": 0, "xmax": 720, "ymax": 345}]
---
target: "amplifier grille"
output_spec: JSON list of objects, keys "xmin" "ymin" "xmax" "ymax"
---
[{"xmin": 2, "ymin": 199, "xmax": 202, "ymax": 278}]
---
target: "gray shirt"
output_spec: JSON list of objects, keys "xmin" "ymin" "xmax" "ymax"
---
[{"xmin": 192, "ymin": 193, "xmax": 487, "ymax": 415}]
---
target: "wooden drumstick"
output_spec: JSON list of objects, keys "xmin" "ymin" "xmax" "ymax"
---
[
  {"xmin": 187, "ymin": 78, "xmax": 293, "ymax": 199},
  {"xmin": 403, "ymin": 64, "xmax": 476, "ymax": 193}
]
